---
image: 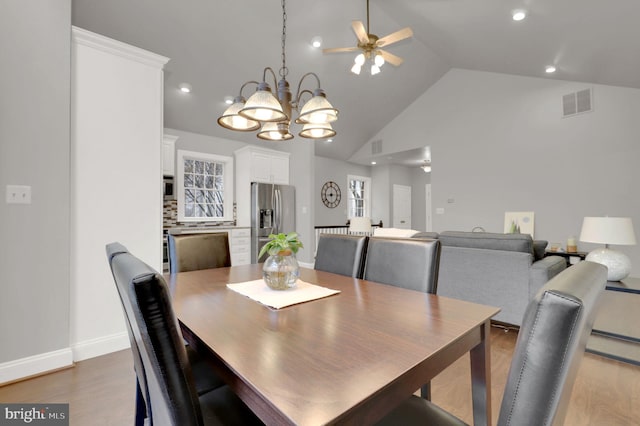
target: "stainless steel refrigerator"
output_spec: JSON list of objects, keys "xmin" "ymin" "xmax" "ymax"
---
[{"xmin": 251, "ymin": 182, "xmax": 296, "ymax": 263}]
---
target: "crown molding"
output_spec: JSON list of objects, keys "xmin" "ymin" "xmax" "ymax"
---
[{"xmin": 72, "ymin": 26, "xmax": 170, "ymax": 69}]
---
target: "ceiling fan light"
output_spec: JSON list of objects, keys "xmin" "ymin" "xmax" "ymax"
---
[
  {"xmin": 257, "ymin": 122, "xmax": 294, "ymax": 141},
  {"xmin": 239, "ymin": 82, "xmax": 287, "ymax": 122},
  {"xmin": 297, "ymin": 91, "xmax": 338, "ymax": 124},
  {"xmin": 371, "ymin": 64, "xmax": 381, "ymax": 75},
  {"xmin": 299, "ymin": 122, "xmax": 336, "ymax": 139},
  {"xmin": 374, "ymin": 53, "xmax": 385, "ymax": 67},
  {"xmin": 217, "ymin": 99, "xmax": 261, "ymax": 131},
  {"xmin": 351, "ymin": 63, "xmax": 362, "ymax": 75},
  {"xmin": 354, "ymin": 53, "xmax": 366, "ymax": 66}
]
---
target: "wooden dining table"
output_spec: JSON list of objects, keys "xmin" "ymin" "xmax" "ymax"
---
[{"xmin": 166, "ymin": 264, "xmax": 500, "ymax": 426}]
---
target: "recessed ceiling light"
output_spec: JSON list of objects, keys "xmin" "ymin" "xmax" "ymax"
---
[
  {"xmin": 371, "ymin": 161, "xmax": 377, "ymax": 165},
  {"xmin": 311, "ymin": 36, "xmax": 323, "ymax": 48},
  {"xmin": 545, "ymin": 65, "xmax": 557, "ymax": 73},
  {"xmin": 512, "ymin": 10, "xmax": 527, "ymax": 21},
  {"xmin": 224, "ymin": 96, "xmax": 234, "ymax": 105},
  {"xmin": 179, "ymin": 83, "xmax": 192, "ymax": 93}
]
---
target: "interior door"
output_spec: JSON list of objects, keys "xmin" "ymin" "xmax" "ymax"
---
[
  {"xmin": 393, "ymin": 184, "xmax": 412, "ymax": 229},
  {"xmin": 425, "ymin": 184, "xmax": 432, "ymax": 232}
]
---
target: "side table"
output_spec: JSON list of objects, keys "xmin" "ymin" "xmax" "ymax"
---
[
  {"xmin": 586, "ymin": 277, "xmax": 640, "ymax": 366},
  {"xmin": 544, "ymin": 250, "xmax": 588, "ymax": 267}
]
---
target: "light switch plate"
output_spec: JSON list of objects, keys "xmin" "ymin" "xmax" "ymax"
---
[
  {"xmin": 436, "ymin": 207, "xmax": 445, "ymax": 215},
  {"xmin": 6, "ymin": 185, "xmax": 32, "ymax": 204}
]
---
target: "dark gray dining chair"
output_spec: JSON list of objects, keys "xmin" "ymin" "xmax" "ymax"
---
[
  {"xmin": 106, "ymin": 242, "xmax": 262, "ymax": 426},
  {"xmin": 363, "ymin": 237, "xmax": 441, "ymax": 294},
  {"xmin": 314, "ymin": 234, "xmax": 369, "ymax": 278},
  {"xmin": 363, "ymin": 236, "xmax": 441, "ymax": 399},
  {"xmin": 376, "ymin": 261, "xmax": 607, "ymax": 426},
  {"xmin": 167, "ymin": 233, "xmax": 231, "ymax": 273}
]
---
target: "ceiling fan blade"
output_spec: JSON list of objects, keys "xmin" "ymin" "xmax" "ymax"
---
[
  {"xmin": 322, "ymin": 47, "xmax": 360, "ymax": 54},
  {"xmin": 378, "ymin": 49, "xmax": 404, "ymax": 66},
  {"xmin": 376, "ymin": 27, "xmax": 413, "ymax": 47},
  {"xmin": 351, "ymin": 20, "xmax": 370, "ymax": 45}
]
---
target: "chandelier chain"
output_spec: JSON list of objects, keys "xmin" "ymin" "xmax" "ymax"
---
[{"xmin": 280, "ymin": 0, "xmax": 288, "ymax": 78}]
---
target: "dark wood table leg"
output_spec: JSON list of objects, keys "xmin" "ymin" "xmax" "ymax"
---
[{"xmin": 470, "ymin": 320, "xmax": 492, "ymax": 426}]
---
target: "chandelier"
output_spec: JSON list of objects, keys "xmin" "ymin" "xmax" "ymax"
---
[{"xmin": 217, "ymin": 0, "xmax": 338, "ymax": 141}]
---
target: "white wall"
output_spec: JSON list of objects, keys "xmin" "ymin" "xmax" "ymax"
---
[
  {"xmin": 371, "ymin": 165, "xmax": 390, "ymax": 226},
  {"xmin": 0, "ymin": 0, "xmax": 72, "ymax": 381},
  {"xmin": 410, "ymin": 168, "xmax": 431, "ymax": 232},
  {"xmin": 314, "ymin": 156, "xmax": 371, "ymax": 226},
  {"xmin": 70, "ymin": 28, "xmax": 168, "ymax": 360},
  {"xmin": 359, "ymin": 68, "xmax": 640, "ymax": 276}
]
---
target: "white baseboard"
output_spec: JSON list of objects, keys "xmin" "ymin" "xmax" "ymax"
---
[
  {"xmin": 71, "ymin": 331, "xmax": 130, "ymax": 362},
  {"xmin": 299, "ymin": 261, "xmax": 314, "ymax": 269},
  {"xmin": 0, "ymin": 348, "xmax": 73, "ymax": 385}
]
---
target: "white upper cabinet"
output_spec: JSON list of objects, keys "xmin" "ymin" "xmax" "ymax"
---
[
  {"xmin": 162, "ymin": 134, "xmax": 178, "ymax": 176},
  {"xmin": 234, "ymin": 146, "xmax": 290, "ymax": 226},
  {"xmin": 239, "ymin": 147, "xmax": 290, "ymax": 184}
]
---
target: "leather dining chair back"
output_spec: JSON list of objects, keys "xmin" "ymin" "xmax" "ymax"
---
[
  {"xmin": 363, "ymin": 237, "xmax": 441, "ymax": 294},
  {"xmin": 167, "ymin": 233, "xmax": 231, "ymax": 273},
  {"xmin": 376, "ymin": 261, "xmax": 607, "ymax": 426},
  {"xmin": 314, "ymin": 234, "xmax": 368, "ymax": 278},
  {"xmin": 106, "ymin": 242, "xmax": 262, "ymax": 426}
]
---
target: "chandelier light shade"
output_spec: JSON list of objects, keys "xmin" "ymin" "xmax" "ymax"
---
[
  {"xmin": 299, "ymin": 122, "xmax": 336, "ymax": 139},
  {"xmin": 296, "ymin": 89, "xmax": 338, "ymax": 124},
  {"xmin": 217, "ymin": 0, "xmax": 338, "ymax": 141},
  {"xmin": 579, "ymin": 216, "xmax": 637, "ymax": 281},
  {"xmin": 217, "ymin": 96, "xmax": 261, "ymax": 131},
  {"xmin": 257, "ymin": 122, "xmax": 294, "ymax": 141},
  {"xmin": 239, "ymin": 82, "xmax": 286, "ymax": 122}
]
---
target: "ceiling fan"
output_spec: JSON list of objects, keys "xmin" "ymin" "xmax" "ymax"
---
[{"xmin": 323, "ymin": 0, "xmax": 413, "ymax": 75}]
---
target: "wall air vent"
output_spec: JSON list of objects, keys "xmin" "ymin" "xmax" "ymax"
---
[
  {"xmin": 371, "ymin": 140, "xmax": 382, "ymax": 155},
  {"xmin": 563, "ymin": 88, "xmax": 592, "ymax": 118}
]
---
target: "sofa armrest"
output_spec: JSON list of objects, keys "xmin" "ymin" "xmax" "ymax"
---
[{"xmin": 529, "ymin": 255, "xmax": 567, "ymax": 299}]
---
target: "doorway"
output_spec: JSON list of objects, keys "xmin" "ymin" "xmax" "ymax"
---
[{"xmin": 392, "ymin": 184, "xmax": 412, "ymax": 229}]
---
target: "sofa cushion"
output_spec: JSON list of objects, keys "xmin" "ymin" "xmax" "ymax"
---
[
  {"xmin": 411, "ymin": 231, "xmax": 439, "ymax": 239},
  {"xmin": 533, "ymin": 240, "xmax": 548, "ymax": 260},
  {"xmin": 373, "ymin": 228, "xmax": 420, "ymax": 238},
  {"xmin": 439, "ymin": 231, "xmax": 533, "ymax": 254}
]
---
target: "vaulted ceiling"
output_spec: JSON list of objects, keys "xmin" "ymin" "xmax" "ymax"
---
[{"xmin": 72, "ymin": 0, "xmax": 640, "ymax": 163}]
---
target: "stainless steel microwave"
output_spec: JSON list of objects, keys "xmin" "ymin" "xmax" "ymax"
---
[{"xmin": 163, "ymin": 176, "xmax": 174, "ymax": 200}]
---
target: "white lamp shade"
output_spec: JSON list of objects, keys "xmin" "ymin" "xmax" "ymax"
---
[
  {"xmin": 349, "ymin": 217, "xmax": 372, "ymax": 234},
  {"xmin": 579, "ymin": 217, "xmax": 637, "ymax": 246}
]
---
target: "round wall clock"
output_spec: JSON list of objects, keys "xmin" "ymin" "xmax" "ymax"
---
[{"xmin": 321, "ymin": 181, "xmax": 341, "ymax": 208}]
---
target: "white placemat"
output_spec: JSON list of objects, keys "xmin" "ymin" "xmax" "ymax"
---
[{"xmin": 227, "ymin": 279, "xmax": 340, "ymax": 309}]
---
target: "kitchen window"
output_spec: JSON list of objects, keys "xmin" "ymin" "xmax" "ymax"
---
[
  {"xmin": 176, "ymin": 150, "xmax": 234, "ymax": 222},
  {"xmin": 347, "ymin": 175, "xmax": 371, "ymax": 218}
]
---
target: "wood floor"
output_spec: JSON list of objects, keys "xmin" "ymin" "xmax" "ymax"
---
[{"xmin": 1, "ymin": 327, "xmax": 638, "ymax": 425}]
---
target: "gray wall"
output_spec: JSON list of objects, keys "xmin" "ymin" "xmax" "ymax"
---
[
  {"xmin": 314, "ymin": 156, "xmax": 371, "ymax": 226},
  {"xmin": 357, "ymin": 68, "xmax": 640, "ymax": 276},
  {"xmin": 0, "ymin": 1, "xmax": 71, "ymax": 362},
  {"xmin": 371, "ymin": 165, "xmax": 390, "ymax": 226}
]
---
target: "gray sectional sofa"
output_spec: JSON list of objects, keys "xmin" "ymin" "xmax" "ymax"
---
[{"xmin": 413, "ymin": 231, "xmax": 566, "ymax": 326}]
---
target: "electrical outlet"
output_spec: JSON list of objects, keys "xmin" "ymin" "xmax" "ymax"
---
[{"xmin": 6, "ymin": 185, "xmax": 31, "ymax": 204}]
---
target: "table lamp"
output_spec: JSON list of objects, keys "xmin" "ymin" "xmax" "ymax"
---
[
  {"xmin": 579, "ymin": 217, "xmax": 636, "ymax": 281},
  {"xmin": 349, "ymin": 217, "xmax": 372, "ymax": 235}
]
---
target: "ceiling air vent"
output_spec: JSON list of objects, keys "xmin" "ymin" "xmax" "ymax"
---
[
  {"xmin": 371, "ymin": 140, "xmax": 382, "ymax": 155},
  {"xmin": 563, "ymin": 88, "xmax": 592, "ymax": 118}
]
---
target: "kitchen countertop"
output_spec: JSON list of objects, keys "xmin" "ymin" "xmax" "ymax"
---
[{"xmin": 165, "ymin": 225, "xmax": 249, "ymax": 235}]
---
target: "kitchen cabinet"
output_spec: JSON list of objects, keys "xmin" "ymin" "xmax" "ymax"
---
[
  {"xmin": 162, "ymin": 134, "xmax": 178, "ymax": 176},
  {"xmin": 235, "ymin": 146, "xmax": 290, "ymax": 185},
  {"xmin": 230, "ymin": 228, "xmax": 251, "ymax": 265},
  {"xmin": 235, "ymin": 146, "xmax": 290, "ymax": 227}
]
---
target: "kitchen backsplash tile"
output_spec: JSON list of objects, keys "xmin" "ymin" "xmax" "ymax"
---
[{"xmin": 163, "ymin": 199, "xmax": 236, "ymax": 229}]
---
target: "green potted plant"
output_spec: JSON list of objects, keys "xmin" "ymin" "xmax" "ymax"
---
[{"xmin": 259, "ymin": 232, "xmax": 303, "ymax": 290}]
